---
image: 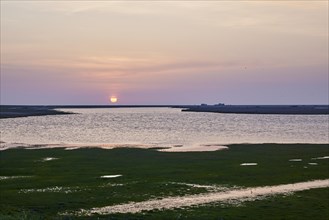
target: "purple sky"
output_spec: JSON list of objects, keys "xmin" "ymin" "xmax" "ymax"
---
[{"xmin": 1, "ymin": 1, "xmax": 328, "ymax": 105}]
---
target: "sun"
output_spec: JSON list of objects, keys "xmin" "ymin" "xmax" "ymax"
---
[{"xmin": 110, "ymin": 96, "xmax": 118, "ymax": 103}]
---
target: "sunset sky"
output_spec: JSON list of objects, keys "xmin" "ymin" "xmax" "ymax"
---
[{"xmin": 1, "ymin": 1, "xmax": 328, "ymax": 105}]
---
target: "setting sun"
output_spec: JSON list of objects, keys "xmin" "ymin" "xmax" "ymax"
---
[{"xmin": 110, "ymin": 96, "xmax": 118, "ymax": 103}]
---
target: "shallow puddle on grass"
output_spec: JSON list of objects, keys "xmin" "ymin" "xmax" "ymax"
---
[
  {"xmin": 42, "ymin": 157, "xmax": 59, "ymax": 162},
  {"xmin": 20, "ymin": 186, "xmax": 80, "ymax": 194},
  {"xmin": 71, "ymin": 179, "xmax": 329, "ymax": 216},
  {"xmin": 170, "ymin": 182, "xmax": 218, "ymax": 189},
  {"xmin": 0, "ymin": 176, "xmax": 32, "ymax": 180},
  {"xmin": 240, "ymin": 163, "xmax": 258, "ymax": 166},
  {"xmin": 168, "ymin": 182, "xmax": 232, "ymax": 192},
  {"xmin": 100, "ymin": 183, "xmax": 124, "ymax": 187},
  {"xmin": 100, "ymin": 175, "xmax": 122, "ymax": 179},
  {"xmin": 159, "ymin": 145, "xmax": 228, "ymax": 152},
  {"xmin": 308, "ymin": 163, "xmax": 318, "ymax": 165},
  {"xmin": 289, "ymin": 159, "xmax": 302, "ymax": 162},
  {"xmin": 312, "ymin": 156, "xmax": 329, "ymax": 160}
]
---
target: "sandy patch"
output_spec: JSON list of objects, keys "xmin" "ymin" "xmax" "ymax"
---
[
  {"xmin": 240, "ymin": 163, "xmax": 258, "ymax": 166},
  {"xmin": 100, "ymin": 175, "xmax": 122, "ymax": 179},
  {"xmin": 74, "ymin": 179, "xmax": 329, "ymax": 215},
  {"xmin": 159, "ymin": 145, "xmax": 228, "ymax": 152}
]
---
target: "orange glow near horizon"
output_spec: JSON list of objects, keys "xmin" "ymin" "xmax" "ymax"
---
[{"xmin": 110, "ymin": 96, "xmax": 118, "ymax": 103}]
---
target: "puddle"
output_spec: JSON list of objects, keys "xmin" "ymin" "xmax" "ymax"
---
[
  {"xmin": 289, "ymin": 159, "xmax": 302, "ymax": 162},
  {"xmin": 308, "ymin": 163, "xmax": 318, "ymax": 166},
  {"xmin": 169, "ymin": 182, "xmax": 227, "ymax": 191},
  {"xmin": 100, "ymin": 183, "xmax": 124, "ymax": 187},
  {"xmin": 42, "ymin": 157, "xmax": 59, "ymax": 162},
  {"xmin": 240, "ymin": 163, "xmax": 258, "ymax": 166},
  {"xmin": 159, "ymin": 145, "xmax": 228, "ymax": 152},
  {"xmin": 20, "ymin": 186, "xmax": 80, "ymax": 194},
  {"xmin": 100, "ymin": 175, "xmax": 122, "ymax": 179},
  {"xmin": 173, "ymin": 182, "xmax": 216, "ymax": 189},
  {"xmin": 312, "ymin": 156, "xmax": 329, "ymax": 160},
  {"xmin": 0, "ymin": 176, "xmax": 32, "ymax": 180}
]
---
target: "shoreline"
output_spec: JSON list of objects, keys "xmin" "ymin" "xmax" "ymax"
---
[
  {"xmin": 1, "ymin": 142, "xmax": 328, "ymax": 152},
  {"xmin": 1, "ymin": 104, "xmax": 328, "ymax": 119}
]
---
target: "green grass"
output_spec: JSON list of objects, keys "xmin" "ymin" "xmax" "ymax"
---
[{"xmin": 0, "ymin": 144, "xmax": 328, "ymax": 219}]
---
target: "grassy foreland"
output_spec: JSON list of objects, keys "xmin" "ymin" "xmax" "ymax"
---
[
  {"xmin": 182, "ymin": 105, "xmax": 329, "ymax": 114},
  {"xmin": 0, "ymin": 144, "xmax": 328, "ymax": 219}
]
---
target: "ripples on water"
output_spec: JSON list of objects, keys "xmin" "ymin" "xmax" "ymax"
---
[{"xmin": 1, "ymin": 108, "xmax": 328, "ymax": 147}]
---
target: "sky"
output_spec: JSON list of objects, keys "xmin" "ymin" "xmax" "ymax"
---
[{"xmin": 1, "ymin": 1, "xmax": 328, "ymax": 105}]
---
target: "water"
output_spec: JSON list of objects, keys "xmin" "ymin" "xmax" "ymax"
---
[{"xmin": 0, "ymin": 108, "xmax": 328, "ymax": 148}]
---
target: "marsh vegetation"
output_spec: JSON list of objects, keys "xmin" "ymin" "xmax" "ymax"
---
[{"xmin": 0, "ymin": 144, "xmax": 328, "ymax": 219}]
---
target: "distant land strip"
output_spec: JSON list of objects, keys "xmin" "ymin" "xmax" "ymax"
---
[
  {"xmin": 0, "ymin": 105, "xmax": 186, "ymax": 119},
  {"xmin": 0, "ymin": 106, "xmax": 73, "ymax": 119},
  {"xmin": 182, "ymin": 105, "xmax": 329, "ymax": 115},
  {"xmin": 0, "ymin": 104, "xmax": 328, "ymax": 119}
]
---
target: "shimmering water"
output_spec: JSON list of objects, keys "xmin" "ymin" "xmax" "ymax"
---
[{"xmin": 0, "ymin": 108, "xmax": 328, "ymax": 148}]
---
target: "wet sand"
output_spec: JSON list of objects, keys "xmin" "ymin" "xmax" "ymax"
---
[{"xmin": 77, "ymin": 179, "xmax": 329, "ymax": 215}]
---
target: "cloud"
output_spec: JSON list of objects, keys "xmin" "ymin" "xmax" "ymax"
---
[{"xmin": 1, "ymin": 55, "xmax": 248, "ymax": 82}]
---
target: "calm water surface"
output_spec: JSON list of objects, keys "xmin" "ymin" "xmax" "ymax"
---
[{"xmin": 1, "ymin": 108, "xmax": 328, "ymax": 147}]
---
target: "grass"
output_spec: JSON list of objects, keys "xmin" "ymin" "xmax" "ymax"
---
[{"xmin": 0, "ymin": 144, "xmax": 328, "ymax": 219}]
